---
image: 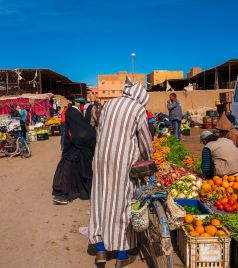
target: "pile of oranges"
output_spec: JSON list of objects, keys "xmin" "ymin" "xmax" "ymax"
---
[
  {"xmin": 200, "ymin": 176, "xmax": 238, "ymax": 200},
  {"xmin": 184, "ymin": 214, "xmax": 227, "ymax": 237},
  {"xmin": 152, "ymin": 138, "xmax": 170, "ymax": 169}
]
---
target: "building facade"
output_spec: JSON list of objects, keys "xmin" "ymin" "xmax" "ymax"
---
[
  {"xmin": 147, "ymin": 70, "xmax": 183, "ymax": 90},
  {"xmin": 187, "ymin": 67, "xmax": 203, "ymax": 78},
  {"xmin": 98, "ymin": 71, "xmax": 145, "ymax": 104}
]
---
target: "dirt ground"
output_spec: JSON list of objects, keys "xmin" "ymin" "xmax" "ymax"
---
[{"xmin": 0, "ymin": 130, "xmax": 202, "ymax": 268}]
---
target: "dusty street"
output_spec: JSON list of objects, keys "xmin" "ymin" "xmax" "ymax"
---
[{"xmin": 0, "ymin": 133, "xmax": 202, "ymax": 268}]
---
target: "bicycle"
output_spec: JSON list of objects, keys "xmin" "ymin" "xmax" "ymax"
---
[
  {"xmin": 130, "ymin": 160, "xmax": 173, "ymax": 268},
  {"xmin": 0, "ymin": 125, "xmax": 31, "ymax": 158}
]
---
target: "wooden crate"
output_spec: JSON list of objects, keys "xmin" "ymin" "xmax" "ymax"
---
[
  {"xmin": 177, "ymin": 226, "xmax": 230, "ymax": 268},
  {"xmin": 220, "ymin": 92, "xmax": 233, "ymax": 103}
]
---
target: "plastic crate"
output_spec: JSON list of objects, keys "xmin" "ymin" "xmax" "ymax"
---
[
  {"xmin": 37, "ymin": 133, "xmax": 49, "ymax": 141},
  {"xmin": 177, "ymin": 226, "xmax": 230, "ymax": 268},
  {"xmin": 181, "ymin": 129, "xmax": 190, "ymax": 136},
  {"xmin": 175, "ymin": 199, "xmax": 212, "ymax": 215}
]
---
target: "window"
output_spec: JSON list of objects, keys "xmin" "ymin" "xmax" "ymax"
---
[
  {"xmin": 112, "ymin": 91, "xmax": 115, "ymax": 94},
  {"xmin": 102, "ymin": 91, "xmax": 105, "ymax": 94}
]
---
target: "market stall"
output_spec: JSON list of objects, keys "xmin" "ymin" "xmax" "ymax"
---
[{"xmin": 137, "ymin": 135, "xmax": 237, "ymax": 267}]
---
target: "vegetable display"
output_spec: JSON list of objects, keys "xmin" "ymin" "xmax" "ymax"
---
[
  {"xmin": 169, "ymin": 175, "xmax": 202, "ymax": 199},
  {"xmin": 183, "ymin": 205, "xmax": 202, "ymax": 215},
  {"xmin": 183, "ymin": 214, "xmax": 228, "ymax": 237},
  {"xmin": 200, "ymin": 175, "xmax": 238, "ymax": 212},
  {"xmin": 221, "ymin": 213, "xmax": 238, "ymax": 238}
]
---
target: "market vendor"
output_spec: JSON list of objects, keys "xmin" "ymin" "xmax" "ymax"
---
[
  {"xmin": 216, "ymin": 112, "xmax": 238, "ymax": 147},
  {"xmin": 200, "ymin": 130, "xmax": 238, "ymax": 177}
]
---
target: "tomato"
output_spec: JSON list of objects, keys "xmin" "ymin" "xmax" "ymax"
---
[
  {"xmin": 217, "ymin": 204, "xmax": 224, "ymax": 211},
  {"xmin": 236, "ymin": 204, "xmax": 238, "ymax": 211},
  {"xmin": 225, "ymin": 205, "xmax": 233, "ymax": 212},
  {"xmin": 215, "ymin": 201, "xmax": 222, "ymax": 207},
  {"xmin": 228, "ymin": 199, "xmax": 235, "ymax": 206}
]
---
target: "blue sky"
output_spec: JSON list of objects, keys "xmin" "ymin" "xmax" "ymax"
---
[{"xmin": 0, "ymin": 0, "xmax": 237, "ymax": 85}]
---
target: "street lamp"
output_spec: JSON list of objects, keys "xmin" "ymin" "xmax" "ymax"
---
[{"xmin": 131, "ymin": 52, "xmax": 136, "ymax": 81}]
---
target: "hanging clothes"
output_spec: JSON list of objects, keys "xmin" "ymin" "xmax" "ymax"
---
[{"xmin": 216, "ymin": 112, "xmax": 238, "ymax": 147}]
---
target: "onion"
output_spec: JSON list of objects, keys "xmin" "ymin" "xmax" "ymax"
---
[
  {"xmin": 191, "ymin": 186, "xmax": 197, "ymax": 191},
  {"xmin": 196, "ymin": 181, "xmax": 202, "ymax": 188},
  {"xmin": 177, "ymin": 193, "xmax": 186, "ymax": 199}
]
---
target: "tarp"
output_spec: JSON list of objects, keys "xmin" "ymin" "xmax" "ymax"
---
[{"xmin": 0, "ymin": 97, "xmax": 50, "ymax": 116}]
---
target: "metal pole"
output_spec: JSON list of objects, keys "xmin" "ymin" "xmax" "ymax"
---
[
  {"xmin": 6, "ymin": 71, "xmax": 9, "ymax": 95},
  {"xmin": 229, "ymin": 63, "xmax": 231, "ymax": 88},
  {"xmin": 131, "ymin": 53, "xmax": 136, "ymax": 82}
]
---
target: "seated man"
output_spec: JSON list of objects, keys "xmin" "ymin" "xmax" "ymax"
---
[{"xmin": 200, "ymin": 131, "xmax": 238, "ymax": 177}]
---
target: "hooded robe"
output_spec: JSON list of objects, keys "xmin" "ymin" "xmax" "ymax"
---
[
  {"xmin": 89, "ymin": 77, "xmax": 153, "ymax": 251},
  {"xmin": 216, "ymin": 112, "xmax": 238, "ymax": 147}
]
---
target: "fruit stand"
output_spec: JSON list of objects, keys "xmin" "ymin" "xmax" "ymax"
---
[{"xmin": 150, "ymin": 135, "xmax": 238, "ymax": 267}]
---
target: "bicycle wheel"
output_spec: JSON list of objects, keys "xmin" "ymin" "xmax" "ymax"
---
[
  {"xmin": 148, "ymin": 201, "xmax": 173, "ymax": 268},
  {"xmin": 147, "ymin": 215, "xmax": 159, "ymax": 268},
  {"xmin": 17, "ymin": 137, "xmax": 31, "ymax": 158},
  {"xmin": 4, "ymin": 136, "xmax": 18, "ymax": 156}
]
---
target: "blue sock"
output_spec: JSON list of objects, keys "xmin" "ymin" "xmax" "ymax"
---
[
  {"xmin": 96, "ymin": 242, "xmax": 105, "ymax": 252},
  {"xmin": 117, "ymin": 250, "xmax": 128, "ymax": 260}
]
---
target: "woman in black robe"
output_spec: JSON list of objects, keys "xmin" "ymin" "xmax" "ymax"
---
[{"xmin": 52, "ymin": 102, "xmax": 96, "ymax": 204}]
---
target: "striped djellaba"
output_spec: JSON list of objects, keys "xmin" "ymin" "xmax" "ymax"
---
[{"xmin": 89, "ymin": 77, "xmax": 153, "ymax": 251}]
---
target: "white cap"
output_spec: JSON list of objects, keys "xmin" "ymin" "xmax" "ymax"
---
[{"xmin": 200, "ymin": 130, "xmax": 213, "ymax": 140}]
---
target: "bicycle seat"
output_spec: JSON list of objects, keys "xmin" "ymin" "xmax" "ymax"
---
[{"xmin": 130, "ymin": 160, "xmax": 157, "ymax": 179}]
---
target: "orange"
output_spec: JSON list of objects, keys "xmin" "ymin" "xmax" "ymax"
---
[
  {"xmin": 212, "ymin": 185, "xmax": 219, "ymax": 191},
  {"xmin": 235, "ymin": 176, "xmax": 238, "ymax": 182},
  {"xmin": 222, "ymin": 181, "xmax": 230, "ymax": 188},
  {"xmin": 207, "ymin": 180, "xmax": 214, "ymax": 186},
  {"xmin": 201, "ymin": 232, "xmax": 211, "ymax": 237},
  {"xmin": 223, "ymin": 175, "xmax": 228, "ymax": 180},
  {"xmin": 205, "ymin": 225, "xmax": 217, "ymax": 236},
  {"xmin": 202, "ymin": 183, "xmax": 212, "ymax": 192},
  {"xmin": 195, "ymin": 219, "xmax": 203, "ymax": 226},
  {"xmin": 207, "ymin": 193, "xmax": 213, "ymax": 199},
  {"xmin": 228, "ymin": 176, "xmax": 235, "ymax": 182},
  {"xmin": 229, "ymin": 182, "xmax": 234, "ymax": 187},
  {"xmin": 213, "ymin": 177, "xmax": 223, "ymax": 186},
  {"xmin": 219, "ymin": 187, "xmax": 225, "ymax": 192},
  {"xmin": 200, "ymin": 190, "xmax": 207, "ymax": 197},
  {"xmin": 211, "ymin": 219, "xmax": 221, "ymax": 227},
  {"xmin": 227, "ymin": 187, "xmax": 234, "ymax": 194},
  {"xmin": 184, "ymin": 214, "xmax": 194, "ymax": 224},
  {"xmin": 221, "ymin": 197, "xmax": 228, "ymax": 204},
  {"xmin": 231, "ymin": 193, "xmax": 238, "ymax": 200},
  {"xmin": 195, "ymin": 225, "xmax": 205, "ymax": 235},
  {"xmin": 190, "ymin": 230, "xmax": 199, "ymax": 237},
  {"xmin": 186, "ymin": 224, "xmax": 194, "ymax": 232},
  {"xmin": 232, "ymin": 182, "xmax": 238, "ymax": 190},
  {"xmin": 213, "ymin": 176, "xmax": 220, "ymax": 181},
  {"xmin": 216, "ymin": 230, "xmax": 226, "ymax": 237}
]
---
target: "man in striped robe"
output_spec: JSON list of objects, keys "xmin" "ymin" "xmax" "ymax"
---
[{"xmin": 89, "ymin": 77, "xmax": 153, "ymax": 267}]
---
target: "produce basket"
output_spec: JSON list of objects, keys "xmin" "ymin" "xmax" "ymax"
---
[
  {"xmin": 177, "ymin": 226, "xmax": 230, "ymax": 268},
  {"xmin": 175, "ymin": 199, "xmax": 212, "ymax": 216}
]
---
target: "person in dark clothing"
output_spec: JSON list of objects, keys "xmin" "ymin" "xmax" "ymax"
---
[
  {"xmin": 84, "ymin": 103, "xmax": 93, "ymax": 125},
  {"xmin": 167, "ymin": 93, "xmax": 182, "ymax": 141},
  {"xmin": 52, "ymin": 100, "xmax": 97, "ymax": 204},
  {"xmin": 10, "ymin": 106, "xmax": 27, "ymax": 139}
]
